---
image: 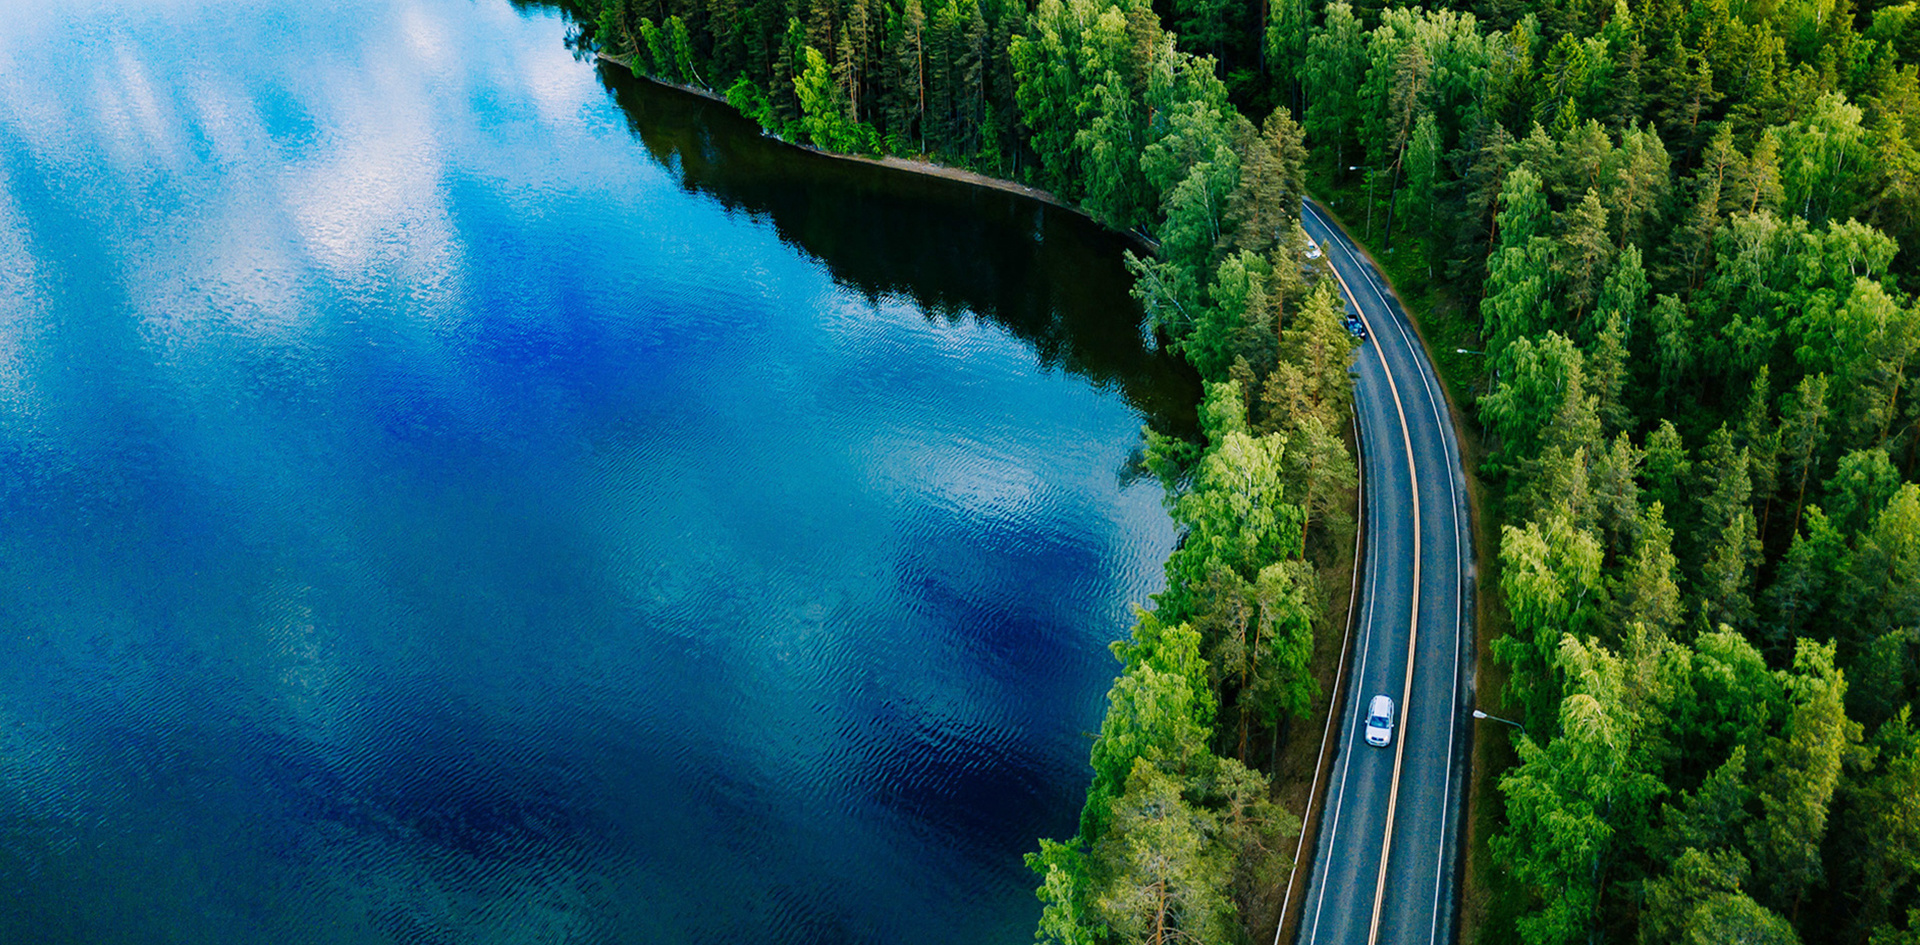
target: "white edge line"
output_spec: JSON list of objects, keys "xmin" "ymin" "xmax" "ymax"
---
[
  {"xmin": 1273, "ymin": 393, "xmax": 1367, "ymax": 945},
  {"xmin": 1304, "ymin": 203, "xmax": 1424, "ymax": 945},
  {"xmin": 1315, "ymin": 201, "xmax": 1471, "ymax": 945},
  {"xmin": 1301, "ymin": 207, "xmax": 1388, "ymax": 945}
]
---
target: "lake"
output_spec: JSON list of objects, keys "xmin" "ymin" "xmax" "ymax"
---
[{"xmin": 0, "ymin": 1, "xmax": 1192, "ymax": 941}]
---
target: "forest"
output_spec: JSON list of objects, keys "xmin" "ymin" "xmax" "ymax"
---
[
  {"xmin": 567, "ymin": 0, "xmax": 1920, "ymax": 939},
  {"xmin": 1286, "ymin": 1, "xmax": 1920, "ymax": 944},
  {"xmin": 582, "ymin": 0, "xmax": 1357, "ymax": 940}
]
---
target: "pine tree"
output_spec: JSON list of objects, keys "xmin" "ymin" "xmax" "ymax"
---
[
  {"xmin": 1587, "ymin": 313, "xmax": 1631, "ymax": 436},
  {"xmin": 1778, "ymin": 373, "xmax": 1831, "ymax": 542},
  {"xmin": 1698, "ymin": 508, "xmax": 1761, "ymax": 630},
  {"xmin": 1303, "ymin": 2, "xmax": 1367, "ymax": 177},
  {"xmin": 1613, "ymin": 501, "xmax": 1684, "ymax": 636},
  {"xmin": 1748, "ymin": 640, "xmax": 1864, "ymax": 918},
  {"xmin": 904, "ymin": 0, "xmax": 927, "ymax": 151},
  {"xmin": 1841, "ymin": 711, "xmax": 1920, "ymax": 937},
  {"xmin": 1740, "ymin": 367, "xmax": 1782, "ymax": 543},
  {"xmin": 1555, "ymin": 188, "xmax": 1614, "ymax": 327},
  {"xmin": 1736, "ymin": 129, "xmax": 1787, "ymax": 215},
  {"xmin": 1654, "ymin": 40, "xmax": 1721, "ymax": 159},
  {"xmin": 1452, "ymin": 121, "xmax": 1515, "ymax": 280},
  {"xmin": 841, "ymin": 0, "xmax": 871, "ymax": 122},
  {"xmin": 1679, "ymin": 124, "xmax": 1741, "ymax": 292},
  {"xmin": 1226, "ymin": 108, "xmax": 1308, "ymax": 257},
  {"xmin": 1592, "ymin": 431, "xmax": 1645, "ymax": 560},
  {"xmin": 961, "ymin": 0, "xmax": 988, "ymax": 154},
  {"xmin": 1642, "ymin": 848, "xmax": 1797, "ymax": 945},
  {"xmin": 1404, "ymin": 112, "xmax": 1444, "ymax": 240},
  {"xmin": 805, "ymin": 0, "xmax": 836, "ymax": 59},
  {"xmin": 1213, "ymin": 758, "xmax": 1298, "ymax": 932},
  {"xmin": 1093, "ymin": 761, "xmax": 1235, "ymax": 945},
  {"xmin": 926, "ymin": 0, "xmax": 958, "ymax": 154},
  {"xmin": 1482, "ymin": 167, "xmax": 1555, "ymax": 361},
  {"xmin": 1651, "ymin": 294, "xmax": 1696, "ymax": 410},
  {"xmin": 1607, "ymin": 122, "xmax": 1672, "ymax": 250}
]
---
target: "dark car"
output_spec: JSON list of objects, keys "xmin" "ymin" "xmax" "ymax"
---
[{"xmin": 1344, "ymin": 313, "xmax": 1368, "ymax": 340}]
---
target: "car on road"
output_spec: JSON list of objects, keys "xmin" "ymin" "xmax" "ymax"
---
[
  {"xmin": 1365, "ymin": 695, "xmax": 1395, "ymax": 747},
  {"xmin": 1344, "ymin": 313, "xmax": 1368, "ymax": 340}
]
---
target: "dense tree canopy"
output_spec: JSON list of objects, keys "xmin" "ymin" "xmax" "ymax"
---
[
  {"xmin": 1256, "ymin": 0, "xmax": 1920, "ymax": 939},
  {"xmin": 568, "ymin": 0, "xmax": 1920, "ymax": 937}
]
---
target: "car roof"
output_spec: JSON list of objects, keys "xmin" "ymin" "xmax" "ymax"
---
[{"xmin": 1369, "ymin": 695, "xmax": 1394, "ymax": 716}]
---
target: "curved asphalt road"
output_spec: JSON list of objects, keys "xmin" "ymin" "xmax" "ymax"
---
[{"xmin": 1292, "ymin": 201, "xmax": 1474, "ymax": 945}]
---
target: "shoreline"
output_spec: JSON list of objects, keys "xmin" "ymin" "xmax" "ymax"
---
[{"xmin": 592, "ymin": 52, "xmax": 1145, "ymax": 246}]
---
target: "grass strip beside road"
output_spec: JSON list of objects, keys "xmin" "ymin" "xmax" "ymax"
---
[{"xmin": 1271, "ymin": 407, "xmax": 1368, "ymax": 945}]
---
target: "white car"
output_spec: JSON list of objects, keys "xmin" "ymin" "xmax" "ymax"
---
[{"xmin": 1365, "ymin": 695, "xmax": 1395, "ymax": 747}]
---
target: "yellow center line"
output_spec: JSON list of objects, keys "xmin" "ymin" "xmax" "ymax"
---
[{"xmin": 1313, "ymin": 207, "xmax": 1421, "ymax": 945}]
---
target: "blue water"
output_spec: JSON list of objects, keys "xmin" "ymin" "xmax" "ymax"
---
[{"xmin": 0, "ymin": 1, "xmax": 1191, "ymax": 942}]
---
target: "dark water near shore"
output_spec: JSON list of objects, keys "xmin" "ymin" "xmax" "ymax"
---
[{"xmin": 0, "ymin": 1, "xmax": 1193, "ymax": 942}]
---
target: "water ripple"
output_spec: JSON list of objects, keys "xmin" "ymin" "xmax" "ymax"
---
[{"xmin": 0, "ymin": 0, "xmax": 1180, "ymax": 942}]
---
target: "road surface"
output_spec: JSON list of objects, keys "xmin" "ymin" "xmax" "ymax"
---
[{"xmin": 1291, "ymin": 201, "xmax": 1475, "ymax": 945}]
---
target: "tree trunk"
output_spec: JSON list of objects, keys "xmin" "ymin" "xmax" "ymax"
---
[
  {"xmin": 1153, "ymin": 878, "xmax": 1170, "ymax": 945},
  {"xmin": 925, "ymin": 30, "xmax": 933, "ymax": 153},
  {"xmin": 1880, "ymin": 362, "xmax": 1907, "ymax": 446},
  {"xmin": 1790, "ymin": 460, "xmax": 1813, "ymax": 543},
  {"xmin": 1382, "ymin": 150, "xmax": 1406, "ymax": 251},
  {"xmin": 1240, "ymin": 612, "xmax": 1258, "ymax": 763}
]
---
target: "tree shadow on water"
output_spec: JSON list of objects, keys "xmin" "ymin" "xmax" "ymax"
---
[{"xmin": 584, "ymin": 60, "xmax": 1201, "ymax": 441}]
